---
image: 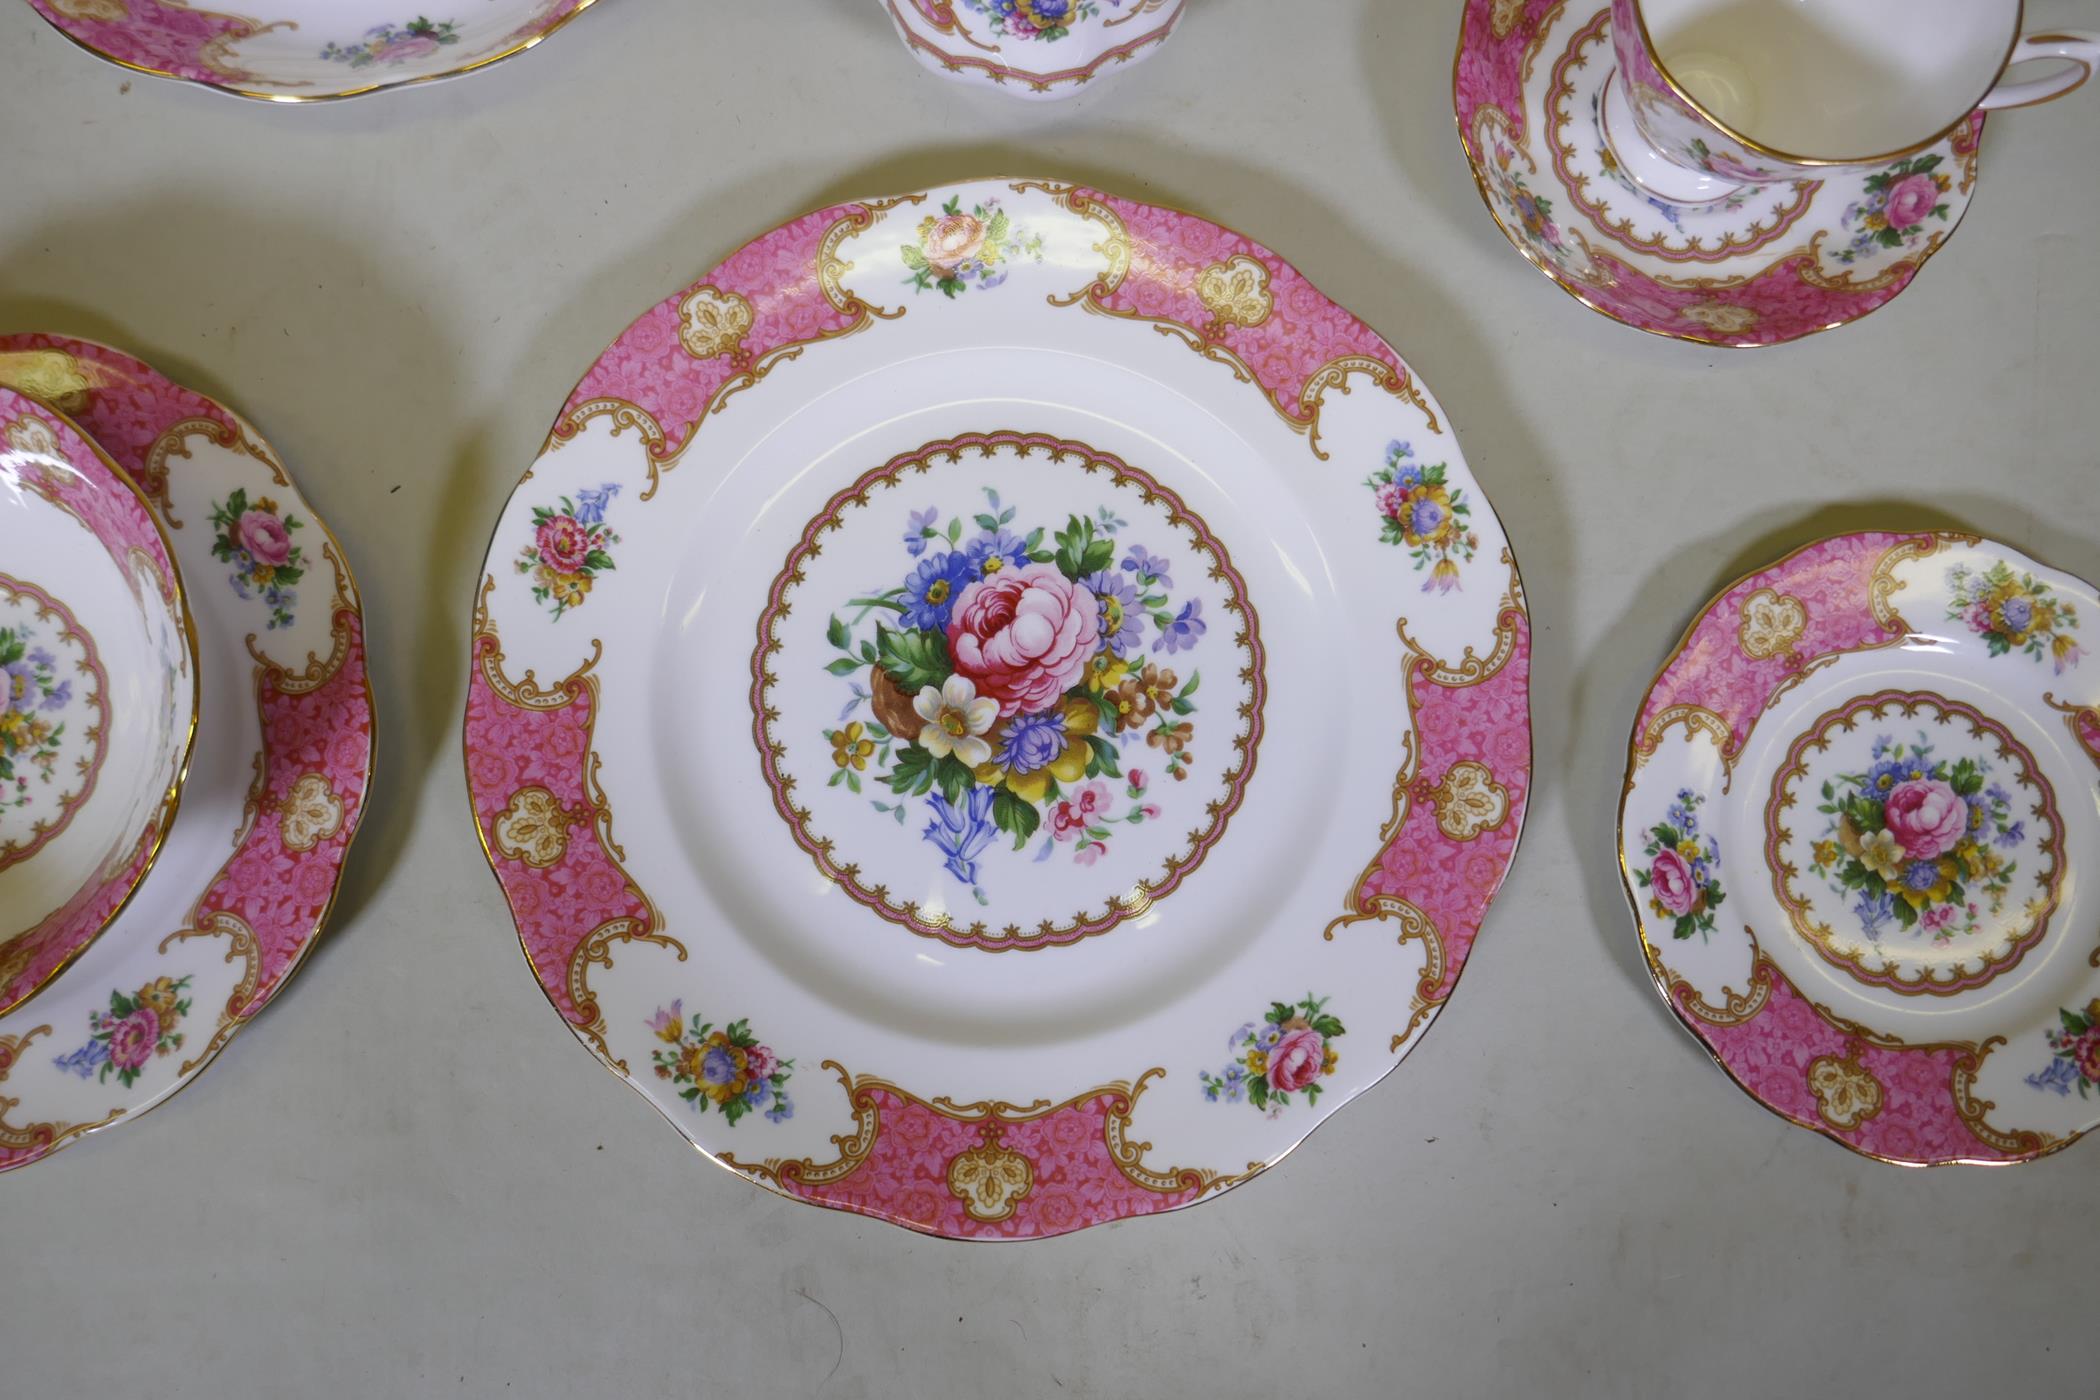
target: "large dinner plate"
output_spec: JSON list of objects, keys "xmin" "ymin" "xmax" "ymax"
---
[{"xmin": 464, "ymin": 178, "xmax": 1533, "ymax": 1238}]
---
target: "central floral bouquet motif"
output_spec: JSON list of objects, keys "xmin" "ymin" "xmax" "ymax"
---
[
  {"xmin": 757, "ymin": 433, "xmax": 1261, "ymax": 949},
  {"xmin": 821, "ymin": 489, "xmax": 1206, "ymax": 905},
  {"xmin": 1805, "ymin": 731, "xmax": 2023, "ymax": 943},
  {"xmin": 900, "ymin": 196, "xmax": 1045, "ymax": 298}
]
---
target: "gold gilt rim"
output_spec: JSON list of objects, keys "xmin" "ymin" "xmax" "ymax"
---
[
  {"xmin": 0, "ymin": 348, "xmax": 378, "ymax": 1171},
  {"xmin": 1623, "ymin": 0, "xmax": 2022, "ymax": 168},
  {"xmin": 0, "ymin": 396, "xmax": 202, "ymax": 1018},
  {"xmin": 1614, "ymin": 528, "xmax": 2097, "ymax": 1168},
  {"xmin": 33, "ymin": 0, "xmax": 604, "ymax": 104},
  {"xmin": 1449, "ymin": 3, "xmax": 1983, "ymax": 349}
]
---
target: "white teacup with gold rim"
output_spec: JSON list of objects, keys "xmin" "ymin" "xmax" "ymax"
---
[
  {"xmin": 1603, "ymin": 0, "xmax": 2100, "ymax": 202},
  {"xmin": 0, "ymin": 388, "xmax": 197, "ymax": 1015}
]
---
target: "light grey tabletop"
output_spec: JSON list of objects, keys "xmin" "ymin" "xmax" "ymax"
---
[{"xmin": 3, "ymin": 2, "xmax": 2097, "ymax": 1395}]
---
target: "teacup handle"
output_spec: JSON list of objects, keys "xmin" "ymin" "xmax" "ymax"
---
[{"xmin": 1979, "ymin": 30, "xmax": 2100, "ymax": 110}]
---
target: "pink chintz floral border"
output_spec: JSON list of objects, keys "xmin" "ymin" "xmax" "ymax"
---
[
  {"xmin": 468, "ymin": 182, "xmax": 1532, "ymax": 1237},
  {"xmin": 0, "ymin": 335, "xmax": 374, "ymax": 1173},
  {"xmin": 1454, "ymin": 0, "xmax": 1985, "ymax": 347}
]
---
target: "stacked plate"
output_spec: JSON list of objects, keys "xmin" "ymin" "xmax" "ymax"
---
[{"xmin": 0, "ymin": 338, "xmax": 373, "ymax": 1172}]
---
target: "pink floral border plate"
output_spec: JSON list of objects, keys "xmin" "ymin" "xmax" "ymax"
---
[
  {"xmin": 1621, "ymin": 531, "xmax": 2100, "ymax": 1165},
  {"xmin": 1455, "ymin": 0, "xmax": 1985, "ymax": 347},
  {"xmin": 24, "ymin": 0, "xmax": 599, "ymax": 102},
  {"xmin": 0, "ymin": 335, "xmax": 374, "ymax": 1172},
  {"xmin": 464, "ymin": 177, "xmax": 1533, "ymax": 1239}
]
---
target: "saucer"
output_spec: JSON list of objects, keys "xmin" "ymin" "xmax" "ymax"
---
[
  {"xmin": 0, "ymin": 336, "xmax": 372, "ymax": 1173},
  {"xmin": 880, "ymin": 0, "xmax": 1185, "ymax": 99},
  {"xmin": 1621, "ymin": 531, "xmax": 2099, "ymax": 1165},
  {"xmin": 0, "ymin": 389, "xmax": 196, "ymax": 1017},
  {"xmin": 466, "ymin": 178, "xmax": 1533, "ymax": 1239},
  {"xmin": 1455, "ymin": 0, "xmax": 1984, "ymax": 346},
  {"xmin": 24, "ymin": 0, "xmax": 598, "ymax": 101}
]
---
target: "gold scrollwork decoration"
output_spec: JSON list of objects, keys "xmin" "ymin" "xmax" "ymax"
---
[
  {"xmin": 1671, "ymin": 958, "xmax": 1774, "ymax": 1026},
  {"xmin": 1951, "ymin": 1037, "xmax": 2052, "ymax": 1157},
  {"xmin": 1430, "ymin": 760, "xmax": 1509, "ymax": 842},
  {"xmin": 946, "ymin": 1127, "xmax": 1035, "ymax": 1223},
  {"xmin": 160, "ymin": 913, "xmax": 263, "ymax": 1074},
  {"xmin": 564, "ymin": 918, "xmax": 688, "ymax": 1071},
  {"xmin": 1868, "ymin": 531, "xmax": 1972, "ymax": 629},
  {"xmin": 136, "ymin": 416, "xmax": 242, "ymax": 527}
]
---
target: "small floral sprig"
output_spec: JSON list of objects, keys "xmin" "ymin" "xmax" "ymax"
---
[
  {"xmin": 1200, "ymin": 993, "xmax": 1345, "ymax": 1116},
  {"xmin": 1808, "ymin": 732, "xmax": 2020, "ymax": 942},
  {"xmin": 1366, "ymin": 440, "xmax": 1477, "ymax": 592},
  {"xmin": 516, "ymin": 483, "xmax": 619, "ymax": 620},
  {"xmin": 0, "ymin": 624, "xmax": 71, "ymax": 808},
  {"xmin": 2027, "ymin": 1000, "xmax": 2100, "ymax": 1098},
  {"xmin": 209, "ymin": 487, "xmax": 306, "ymax": 629},
  {"xmin": 51, "ymin": 976, "xmax": 193, "ymax": 1089},
  {"xmin": 901, "ymin": 196, "xmax": 1045, "ymax": 298},
  {"xmin": 321, "ymin": 16, "xmax": 460, "ymax": 68},
  {"xmin": 1636, "ymin": 788, "xmax": 1725, "ymax": 940},
  {"xmin": 1947, "ymin": 560, "xmax": 2082, "ymax": 673},
  {"xmin": 1836, "ymin": 153, "xmax": 1952, "ymax": 264},
  {"xmin": 646, "ymin": 1001, "xmax": 794, "ymax": 1126}
]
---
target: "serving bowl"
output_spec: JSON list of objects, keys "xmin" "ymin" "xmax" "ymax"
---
[{"xmin": 0, "ymin": 387, "xmax": 197, "ymax": 1015}]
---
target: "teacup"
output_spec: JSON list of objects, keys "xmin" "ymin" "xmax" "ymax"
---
[
  {"xmin": 878, "ymin": 0, "xmax": 1186, "ymax": 100},
  {"xmin": 1602, "ymin": 0, "xmax": 2100, "ymax": 202},
  {"xmin": 0, "ymin": 388, "xmax": 196, "ymax": 1013}
]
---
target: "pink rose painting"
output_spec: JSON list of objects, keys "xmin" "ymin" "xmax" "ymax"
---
[
  {"xmin": 1637, "ymin": 789, "xmax": 1725, "ymax": 939},
  {"xmin": 238, "ymin": 510, "xmax": 293, "ymax": 567},
  {"xmin": 1647, "ymin": 848, "xmax": 1698, "ymax": 917},
  {"xmin": 1266, "ymin": 1027, "xmax": 1327, "ymax": 1093},
  {"xmin": 1202, "ymin": 994, "xmax": 1346, "ymax": 1113},
  {"xmin": 947, "ymin": 563, "xmax": 1101, "ymax": 718},
  {"xmin": 1882, "ymin": 173, "xmax": 1941, "ymax": 230},
  {"xmin": 921, "ymin": 214, "xmax": 988, "ymax": 276},
  {"xmin": 1881, "ymin": 779, "xmax": 1967, "ymax": 860}
]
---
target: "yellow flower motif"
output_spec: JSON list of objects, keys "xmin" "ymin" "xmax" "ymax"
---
[
  {"xmin": 251, "ymin": 563, "xmax": 276, "ymax": 586},
  {"xmin": 1812, "ymin": 839, "xmax": 1842, "ymax": 869},
  {"xmin": 536, "ymin": 565, "xmax": 591, "ymax": 610},
  {"xmin": 829, "ymin": 721, "xmax": 875, "ymax": 771},
  {"xmin": 1957, "ymin": 841, "xmax": 1997, "ymax": 881},
  {"xmin": 1857, "ymin": 828, "xmax": 1906, "ymax": 881},
  {"xmin": 1321, "ymin": 1045, "xmax": 1338, "ymax": 1075},
  {"xmin": 1399, "ymin": 484, "xmax": 1457, "ymax": 548},
  {"xmin": 138, "ymin": 977, "xmax": 183, "ymax": 1020},
  {"xmin": 1243, "ymin": 1048, "xmax": 1268, "ymax": 1076},
  {"xmin": 1085, "ymin": 651, "xmax": 1130, "ymax": 695},
  {"xmin": 1894, "ymin": 856, "xmax": 1958, "ymax": 910},
  {"xmin": 1675, "ymin": 838, "xmax": 1702, "ymax": 861},
  {"xmin": 2086, "ymin": 998, "xmax": 2100, "ymax": 1024},
  {"xmin": 976, "ymin": 698, "xmax": 1098, "ymax": 803},
  {"xmin": 1865, "ymin": 212, "xmax": 1889, "ymax": 231}
]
